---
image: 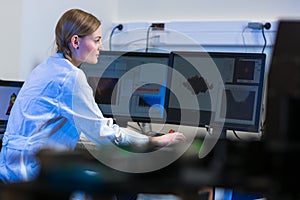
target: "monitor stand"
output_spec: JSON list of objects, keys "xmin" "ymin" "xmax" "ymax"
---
[
  {"xmin": 113, "ymin": 118, "xmax": 129, "ymax": 128},
  {"xmin": 206, "ymin": 125, "xmax": 228, "ymax": 140},
  {"xmin": 219, "ymin": 128, "xmax": 227, "ymax": 139}
]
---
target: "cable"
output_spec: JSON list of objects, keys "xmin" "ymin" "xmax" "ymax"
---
[
  {"xmin": 137, "ymin": 122, "xmax": 152, "ymax": 134},
  {"xmin": 109, "ymin": 24, "xmax": 123, "ymax": 51},
  {"xmin": 232, "ymin": 130, "xmax": 243, "ymax": 140},
  {"xmin": 241, "ymin": 26, "xmax": 248, "ymax": 50},
  {"xmin": 145, "ymin": 24, "xmax": 153, "ymax": 53},
  {"xmin": 261, "ymin": 22, "xmax": 271, "ymax": 53},
  {"xmin": 117, "ymin": 35, "xmax": 163, "ymax": 52},
  {"xmin": 261, "ymin": 27, "xmax": 267, "ymax": 53},
  {"xmin": 137, "ymin": 122, "xmax": 143, "ymax": 132},
  {"xmin": 205, "ymin": 125, "xmax": 213, "ymax": 136},
  {"xmin": 247, "ymin": 22, "xmax": 271, "ymax": 53}
]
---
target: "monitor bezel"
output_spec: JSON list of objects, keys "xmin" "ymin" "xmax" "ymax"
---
[
  {"xmin": 0, "ymin": 79, "xmax": 24, "ymax": 133},
  {"xmin": 83, "ymin": 50, "xmax": 171, "ymax": 125},
  {"xmin": 165, "ymin": 51, "xmax": 266, "ymax": 133}
]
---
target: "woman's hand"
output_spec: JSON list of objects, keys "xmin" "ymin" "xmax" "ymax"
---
[{"xmin": 149, "ymin": 132, "xmax": 186, "ymax": 148}]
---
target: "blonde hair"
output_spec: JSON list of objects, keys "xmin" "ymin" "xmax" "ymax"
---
[{"xmin": 55, "ymin": 9, "xmax": 101, "ymax": 60}]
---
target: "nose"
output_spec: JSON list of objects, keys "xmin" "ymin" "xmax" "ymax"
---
[{"xmin": 98, "ymin": 41, "xmax": 103, "ymax": 51}]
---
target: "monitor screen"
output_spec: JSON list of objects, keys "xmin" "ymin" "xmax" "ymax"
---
[
  {"xmin": 0, "ymin": 80, "xmax": 24, "ymax": 133},
  {"xmin": 81, "ymin": 51, "xmax": 171, "ymax": 125},
  {"xmin": 166, "ymin": 51, "xmax": 266, "ymax": 133}
]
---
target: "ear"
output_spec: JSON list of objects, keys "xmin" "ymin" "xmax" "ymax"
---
[{"xmin": 70, "ymin": 35, "xmax": 80, "ymax": 50}]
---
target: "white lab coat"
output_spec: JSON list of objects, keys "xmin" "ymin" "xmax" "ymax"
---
[{"xmin": 0, "ymin": 53, "xmax": 149, "ymax": 183}]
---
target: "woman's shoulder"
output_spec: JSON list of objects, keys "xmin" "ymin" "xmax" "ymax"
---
[{"xmin": 48, "ymin": 53, "xmax": 79, "ymax": 71}]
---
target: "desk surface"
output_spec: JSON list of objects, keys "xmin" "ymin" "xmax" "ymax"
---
[{"xmin": 3, "ymin": 139, "xmax": 297, "ymax": 200}]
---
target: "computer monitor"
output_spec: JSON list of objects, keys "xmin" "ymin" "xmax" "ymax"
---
[
  {"xmin": 166, "ymin": 51, "xmax": 266, "ymax": 133},
  {"xmin": 81, "ymin": 51, "xmax": 171, "ymax": 126},
  {"xmin": 0, "ymin": 80, "xmax": 24, "ymax": 134}
]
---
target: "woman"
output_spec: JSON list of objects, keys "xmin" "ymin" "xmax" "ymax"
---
[{"xmin": 0, "ymin": 8, "xmax": 185, "ymax": 183}]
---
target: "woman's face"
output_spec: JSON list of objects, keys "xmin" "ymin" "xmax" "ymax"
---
[{"xmin": 71, "ymin": 26, "xmax": 103, "ymax": 66}]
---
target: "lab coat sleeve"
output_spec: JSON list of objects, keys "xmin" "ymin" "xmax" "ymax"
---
[{"xmin": 59, "ymin": 69, "xmax": 149, "ymax": 146}]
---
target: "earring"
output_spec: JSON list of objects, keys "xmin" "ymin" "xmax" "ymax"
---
[{"xmin": 76, "ymin": 47, "xmax": 79, "ymax": 50}]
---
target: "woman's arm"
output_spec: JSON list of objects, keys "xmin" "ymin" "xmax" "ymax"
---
[{"xmin": 148, "ymin": 132, "xmax": 186, "ymax": 147}]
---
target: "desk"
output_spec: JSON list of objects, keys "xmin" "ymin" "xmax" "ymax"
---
[
  {"xmin": 0, "ymin": 137, "xmax": 219, "ymax": 200},
  {"xmin": 3, "ymin": 136, "xmax": 297, "ymax": 200}
]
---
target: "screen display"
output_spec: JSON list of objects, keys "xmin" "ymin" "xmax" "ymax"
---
[
  {"xmin": 81, "ymin": 51, "xmax": 171, "ymax": 125},
  {"xmin": 0, "ymin": 80, "xmax": 24, "ymax": 133},
  {"xmin": 166, "ymin": 51, "xmax": 266, "ymax": 132}
]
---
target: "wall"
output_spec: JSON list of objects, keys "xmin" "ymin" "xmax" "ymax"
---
[
  {"xmin": 18, "ymin": 0, "xmax": 119, "ymax": 81},
  {"xmin": 113, "ymin": 0, "xmax": 300, "ymax": 68},
  {"xmin": 0, "ymin": 0, "xmax": 118, "ymax": 81},
  {"xmin": 1, "ymin": 0, "xmax": 300, "ymax": 81},
  {"xmin": 0, "ymin": 1, "xmax": 22, "ymax": 81},
  {"xmin": 117, "ymin": 0, "xmax": 300, "ymax": 22}
]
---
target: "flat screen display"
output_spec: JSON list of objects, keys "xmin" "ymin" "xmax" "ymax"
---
[
  {"xmin": 0, "ymin": 80, "xmax": 24, "ymax": 133},
  {"xmin": 81, "ymin": 51, "xmax": 171, "ymax": 125},
  {"xmin": 166, "ymin": 51, "xmax": 266, "ymax": 132}
]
